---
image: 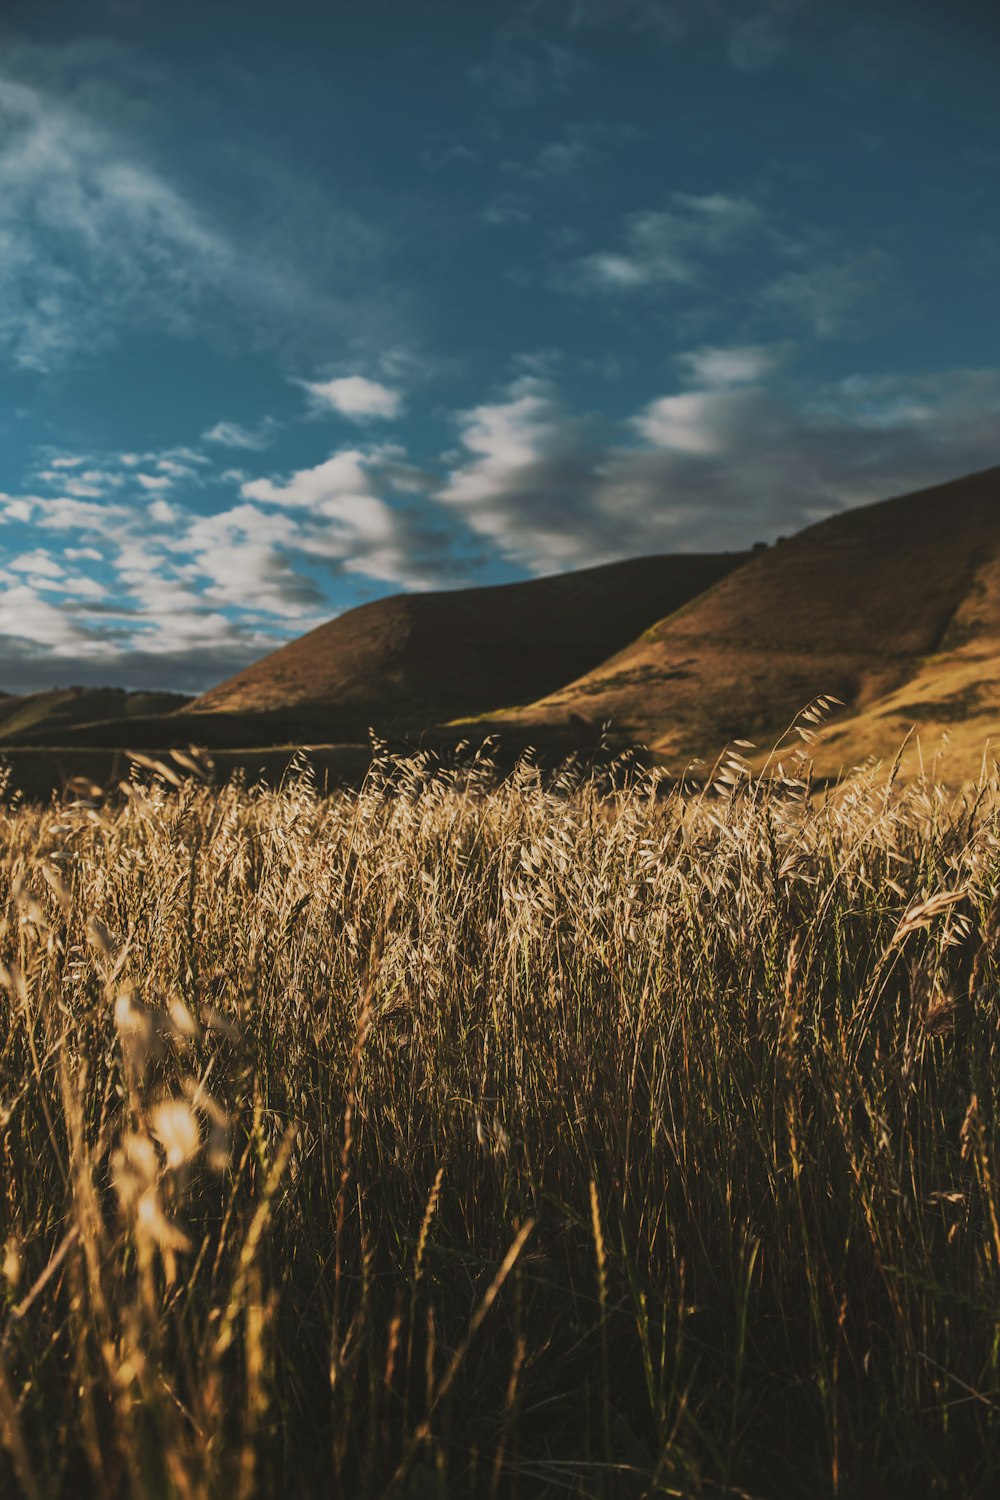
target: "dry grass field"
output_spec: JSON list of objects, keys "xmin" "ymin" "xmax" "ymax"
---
[{"xmin": 0, "ymin": 716, "xmax": 999, "ymax": 1497}]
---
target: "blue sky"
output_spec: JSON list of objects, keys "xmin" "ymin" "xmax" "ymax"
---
[{"xmin": 0, "ymin": 0, "xmax": 997, "ymax": 691}]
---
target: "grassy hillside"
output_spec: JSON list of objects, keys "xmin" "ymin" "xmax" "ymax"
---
[
  {"xmin": 480, "ymin": 466, "xmax": 1000, "ymax": 781},
  {"xmin": 183, "ymin": 552, "xmax": 745, "ymax": 737},
  {"xmin": 0, "ymin": 687, "xmax": 190, "ymax": 744}
]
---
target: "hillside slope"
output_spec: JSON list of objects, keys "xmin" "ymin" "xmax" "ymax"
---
[
  {"xmin": 175, "ymin": 552, "xmax": 746, "ymax": 743},
  {"xmin": 0, "ymin": 688, "xmax": 191, "ymax": 744},
  {"xmin": 479, "ymin": 466, "xmax": 1000, "ymax": 778}
]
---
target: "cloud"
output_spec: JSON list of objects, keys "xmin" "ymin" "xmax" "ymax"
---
[
  {"xmin": 561, "ymin": 195, "xmax": 901, "ymax": 347},
  {"xmin": 178, "ymin": 506, "xmax": 328, "ymax": 619},
  {"xmin": 242, "ymin": 451, "xmax": 377, "ymax": 511},
  {"xmin": 240, "ymin": 449, "xmax": 452, "ymax": 588},
  {"xmin": 8, "ymin": 551, "xmax": 65, "ymax": 580},
  {"xmin": 633, "ymin": 388, "xmax": 770, "ymax": 454},
  {"xmin": 0, "ymin": 73, "xmax": 233, "ymax": 370},
  {"xmin": 677, "ymin": 344, "xmax": 779, "ymax": 386},
  {"xmin": 202, "ymin": 419, "xmax": 277, "ymax": 451},
  {"xmin": 436, "ymin": 378, "xmax": 607, "ymax": 568},
  {"xmin": 0, "ymin": 582, "xmax": 109, "ymax": 656},
  {"xmin": 434, "ymin": 362, "xmax": 1000, "ymax": 570},
  {"xmin": 0, "ymin": 414, "xmax": 456, "ymax": 688},
  {"xmin": 569, "ymin": 193, "xmax": 765, "ymax": 291},
  {"xmin": 0, "ymin": 60, "xmax": 402, "ymax": 376},
  {"xmin": 296, "ymin": 375, "xmax": 403, "ymax": 421}
]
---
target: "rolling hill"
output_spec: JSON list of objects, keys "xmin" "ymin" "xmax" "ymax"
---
[
  {"xmin": 138, "ymin": 551, "xmax": 742, "ymax": 746},
  {"xmin": 471, "ymin": 465, "xmax": 1000, "ymax": 781},
  {"xmin": 0, "ymin": 687, "xmax": 191, "ymax": 745},
  {"xmin": 0, "ymin": 466, "xmax": 996, "ymax": 791}
]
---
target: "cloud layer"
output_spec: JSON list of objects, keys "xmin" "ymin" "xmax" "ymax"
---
[{"xmin": 436, "ymin": 361, "xmax": 1000, "ymax": 571}]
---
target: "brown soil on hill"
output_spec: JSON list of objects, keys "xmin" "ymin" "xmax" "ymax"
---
[{"xmin": 478, "ymin": 466, "xmax": 1000, "ymax": 780}]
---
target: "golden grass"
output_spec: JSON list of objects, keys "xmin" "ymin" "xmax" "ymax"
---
[{"xmin": 0, "ymin": 721, "xmax": 999, "ymax": 1497}]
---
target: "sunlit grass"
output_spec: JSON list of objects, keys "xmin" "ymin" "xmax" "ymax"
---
[{"xmin": 0, "ymin": 715, "xmax": 998, "ymax": 1497}]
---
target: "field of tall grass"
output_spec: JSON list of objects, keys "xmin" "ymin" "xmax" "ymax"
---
[{"xmin": 0, "ymin": 718, "xmax": 998, "ymax": 1498}]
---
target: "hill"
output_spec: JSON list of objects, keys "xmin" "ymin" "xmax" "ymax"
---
[
  {"xmin": 474, "ymin": 466, "xmax": 1000, "ymax": 781},
  {"xmin": 0, "ymin": 687, "xmax": 191, "ymax": 744},
  {"xmin": 174, "ymin": 552, "xmax": 746, "ymax": 743}
]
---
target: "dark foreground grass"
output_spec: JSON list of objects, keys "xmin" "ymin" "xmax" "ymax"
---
[{"xmin": 0, "ymin": 726, "xmax": 998, "ymax": 1498}]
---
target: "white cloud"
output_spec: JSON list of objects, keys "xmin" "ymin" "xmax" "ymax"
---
[
  {"xmin": 242, "ymin": 451, "xmax": 375, "ymax": 511},
  {"xmin": 179, "ymin": 505, "xmax": 326, "ymax": 619},
  {"xmin": 678, "ymin": 345, "xmax": 778, "ymax": 387},
  {"xmin": 32, "ymin": 497, "xmax": 132, "ymax": 532},
  {"xmin": 435, "ymin": 365, "xmax": 1000, "ymax": 571},
  {"xmin": 0, "ymin": 495, "xmax": 37, "ymax": 524},
  {"xmin": 8, "ymin": 551, "xmax": 65, "ymax": 580},
  {"xmin": 437, "ymin": 378, "xmax": 574, "ymax": 511},
  {"xmin": 296, "ymin": 375, "xmax": 403, "ymax": 421},
  {"xmin": 632, "ymin": 389, "xmax": 764, "ymax": 454},
  {"xmin": 0, "ymin": 583, "xmax": 109, "ymax": 655},
  {"xmin": 238, "ymin": 450, "xmax": 451, "ymax": 588},
  {"xmin": 481, "ymin": 194, "xmax": 533, "ymax": 229},
  {"xmin": 436, "ymin": 378, "xmax": 601, "ymax": 566}
]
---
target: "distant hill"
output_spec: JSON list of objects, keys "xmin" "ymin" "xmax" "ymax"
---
[
  {"xmin": 0, "ymin": 687, "xmax": 191, "ymax": 745},
  {"xmin": 473, "ymin": 466, "xmax": 1000, "ymax": 781}
]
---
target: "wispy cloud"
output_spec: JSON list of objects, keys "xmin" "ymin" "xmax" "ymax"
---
[
  {"xmin": 202, "ymin": 419, "xmax": 278, "ymax": 451},
  {"xmin": 0, "ymin": 74, "xmax": 232, "ymax": 370},
  {"xmin": 758, "ymin": 246, "xmax": 899, "ymax": 337},
  {"xmin": 568, "ymin": 193, "xmax": 765, "ymax": 291},
  {"xmin": 295, "ymin": 375, "xmax": 404, "ymax": 421}
]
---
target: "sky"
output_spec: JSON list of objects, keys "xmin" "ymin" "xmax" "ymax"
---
[{"xmin": 0, "ymin": 0, "xmax": 998, "ymax": 693}]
